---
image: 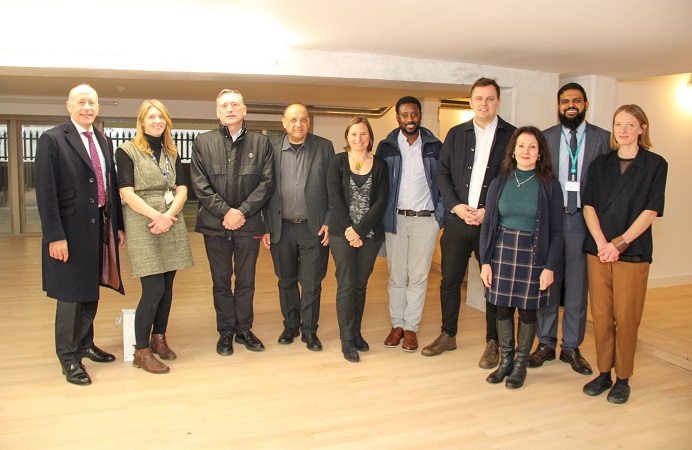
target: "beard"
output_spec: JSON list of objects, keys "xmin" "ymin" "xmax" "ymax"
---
[
  {"xmin": 400, "ymin": 122, "xmax": 420, "ymax": 136},
  {"xmin": 558, "ymin": 108, "xmax": 587, "ymax": 130}
]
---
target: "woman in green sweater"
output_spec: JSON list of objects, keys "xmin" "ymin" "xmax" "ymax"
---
[{"xmin": 480, "ymin": 126, "xmax": 564, "ymax": 389}]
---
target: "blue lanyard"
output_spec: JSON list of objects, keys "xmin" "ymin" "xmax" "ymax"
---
[
  {"xmin": 561, "ymin": 128, "xmax": 586, "ymax": 181},
  {"xmin": 149, "ymin": 151, "xmax": 171, "ymax": 184}
]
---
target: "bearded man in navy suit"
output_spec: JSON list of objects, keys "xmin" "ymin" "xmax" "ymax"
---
[{"xmin": 528, "ymin": 82, "xmax": 610, "ymax": 375}]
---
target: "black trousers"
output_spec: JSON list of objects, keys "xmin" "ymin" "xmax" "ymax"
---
[
  {"xmin": 55, "ymin": 207, "xmax": 104, "ymax": 367},
  {"xmin": 329, "ymin": 236, "xmax": 382, "ymax": 341},
  {"xmin": 439, "ymin": 217, "xmax": 498, "ymax": 341},
  {"xmin": 55, "ymin": 300, "xmax": 98, "ymax": 367},
  {"xmin": 270, "ymin": 221, "xmax": 329, "ymax": 333},
  {"xmin": 134, "ymin": 271, "xmax": 177, "ymax": 349},
  {"xmin": 203, "ymin": 234, "xmax": 260, "ymax": 335}
]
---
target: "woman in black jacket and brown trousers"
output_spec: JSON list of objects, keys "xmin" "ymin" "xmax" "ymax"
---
[
  {"xmin": 582, "ymin": 104, "xmax": 667, "ymax": 404},
  {"xmin": 328, "ymin": 117, "xmax": 389, "ymax": 363}
]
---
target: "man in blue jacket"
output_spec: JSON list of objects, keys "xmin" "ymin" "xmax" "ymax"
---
[{"xmin": 377, "ymin": 97, "xmax": 443, "ymax": 352}]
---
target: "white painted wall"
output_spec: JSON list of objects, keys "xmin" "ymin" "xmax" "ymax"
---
[{"xmin": 616, "ymin": 74, "xmax": 692, "ymax": 287}]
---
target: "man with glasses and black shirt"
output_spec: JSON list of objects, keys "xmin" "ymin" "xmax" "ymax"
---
[{"xmin": 191, "ymin": 89, "xmax": 274, "ymax": 357}]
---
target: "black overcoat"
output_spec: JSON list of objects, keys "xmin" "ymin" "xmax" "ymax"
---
[{"xmin": 35, "ymin": 119, "xmax": 124, "ymax": 302}]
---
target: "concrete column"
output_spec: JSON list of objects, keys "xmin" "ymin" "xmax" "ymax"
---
[{"xmin": 420, "ymin": 97, "xmax": 441, "ymax": 136}]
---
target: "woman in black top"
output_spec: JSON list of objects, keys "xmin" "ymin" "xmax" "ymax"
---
[
  {"xmin": 480, "ymin": 126, "xmax": 563, "ymax": 389},
  {"xmin": 116, "ymin": 99, "xmax": 193, "ymax": 374},
  {"xmin": 327, "ymin": 117, "xmax": 389, "ymax": 362},
  {"xmin": 582, "ymin": 104, "xmax": 667, "ymax": 404}
]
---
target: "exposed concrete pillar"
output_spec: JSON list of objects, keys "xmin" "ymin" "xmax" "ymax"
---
[{"xmin": 420, "ymin": 97, "xmax": 441, "ymax": 137}]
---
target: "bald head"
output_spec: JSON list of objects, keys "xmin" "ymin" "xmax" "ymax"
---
[
  {"xmin": 66, "ymin": 84, "xmax": 99, "ymax": 130},
  {"xmin": 282, "ymin": 103, "xmax": 310, "ymax": 144}
]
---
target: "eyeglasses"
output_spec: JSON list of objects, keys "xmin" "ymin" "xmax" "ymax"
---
[
  {"xmin": 286, "ymin": 118, "xmax": 309, "ymax": 125},
  {"xmin": 218, "ymin": 102, "xmax": 244, "ymax": 111}
]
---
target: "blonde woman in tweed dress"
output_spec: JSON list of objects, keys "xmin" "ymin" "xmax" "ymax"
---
[
  {"xmin": 116, "ymin": 100, "xmax": 193, "ymax": 374},
  {"xmin": 479, "ymin": 126, "xmax": 563, "ymax": 389}
]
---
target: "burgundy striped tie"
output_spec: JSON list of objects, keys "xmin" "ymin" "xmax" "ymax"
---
[{"xmin": 84, "ymin": 131, "xmax": 106, "ymax": 207}]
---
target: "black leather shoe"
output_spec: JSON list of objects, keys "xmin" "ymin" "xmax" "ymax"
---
[
  {"xmin": 560, "ymin": 348, "xmax": 593, "ymax": 375},
  {"xmin": 216, "ymin": 332, "xmax": 234, "ymax": 356},
  {"xmin": 278, "ymin": 327, "xmax": 300, "ymax": 344},
  {"xmin": 583, "ymin": 377, "xmax": 613, "ymax": 396},
  {"xmin": 62, "ymin": 363, "xmax": 92, "ymax": 386},
  {"xmin": 354, "ymin": 334, "xmax": 370, "ymax": 352},
  {"xmin": 341, "ymin": 340, "xmax": 359, "ymax": 363},
  {"xmin": 301, "ymin": 333, "xmax": 323, "ymax": 351},
  {"xmin": 607, "ymin": 383, "xmax": 631, "ymax": 404},
  {"xmin": 81, "ymin": 345, "xmax": 116, "ymax": 363},
  {"xmin": 528, "ymin": 344, "xmax": 556, "ymax": 368},
  {"xmin": 235, "ymin": 330, "xmax": 265, "ymax": 352}
]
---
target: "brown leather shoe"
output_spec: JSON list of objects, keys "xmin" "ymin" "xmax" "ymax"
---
[
  {"xmin": 402, "ymin": 331, "xmax": 418, "ymax": 352},
  {"xmin": 151, "ymin": 334, "xmax": 177, "ymax": 360},
  {"xmin": 133, "ymin": 347, "xmax": 170, "ymax": 374},
  {"xmin": 560, "ymin": 348, "xmax": 593, "ymax": 375},
  {"xmin": 527, "ymin": 344, "xmax": 556, "ymax": 368},
  {"xmin": 384, "ymin": 327, "xmax": 404, "ymax": 347},
  {"xmin": 478, "ymin": 339, "xmax": 500, "ymax": 369},
  {"xmin": 421, "ymin": 331, "xmax": 456, "ymax": 356}
]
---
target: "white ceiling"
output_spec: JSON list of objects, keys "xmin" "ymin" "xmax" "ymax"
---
[{"xmin": 0, "ymin": 0, "xmax": 691, "ymax": 108}]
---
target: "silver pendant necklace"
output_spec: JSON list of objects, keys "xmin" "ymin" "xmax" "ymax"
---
[{"xmin": 515, "ymin": 170, "xmax": 536, "ymax": 187}]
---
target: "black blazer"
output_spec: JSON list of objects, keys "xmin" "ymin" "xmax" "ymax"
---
[
  {"xmin": 264, "ymin": 133, "xmax": 335, "ymax": 243},
  {"xmin": 327, "ymin": 152, "xmax": 389, "ymax": 241},
  {"xmin": 437, "ymin": 116, "xmax": 516, "ymax": 216},
  {"xmin": 583, "ymin": 148, "xmax": 667, "ymax": 263},
  {"xmin": 35, "ymin": 119, "xmax": 124, "ymax": 302}
]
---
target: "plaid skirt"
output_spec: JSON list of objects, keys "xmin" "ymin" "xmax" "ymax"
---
[{"xmin": 485, "ymin": 227, "xmax": 550, "ymax": 310}]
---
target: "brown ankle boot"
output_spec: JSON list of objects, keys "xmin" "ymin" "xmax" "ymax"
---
[
  {"xmin": 133, "ymin": 347, "xmax": 170, "ymax": 374},
  {"xmin": 151, "ymin": 334, "xmax": 177, "ymax": 360}
]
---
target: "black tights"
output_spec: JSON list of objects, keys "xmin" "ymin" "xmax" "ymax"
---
[
  {"xmin": 496, "ymin": 306, "xmax": 537, "ymax": 324},
  {"xmin": 135, "ymin": 271, "xmax": 176, "ymax": 349}
]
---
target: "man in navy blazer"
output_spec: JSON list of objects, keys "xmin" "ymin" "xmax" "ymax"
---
[
  {"xmin": 423, "ymin": 78, "xmax": 516, "ymax": 369},
  {"xmin": 35, "ymin": 84, "xmax": 125, "ymax": 386},
  {"xmin": 262, "ymin": 103, "xmax": 334, "ymax": 351},
  {"xmin": 528, "ymin": 82, "xmax": 610, "ymax": 375}
]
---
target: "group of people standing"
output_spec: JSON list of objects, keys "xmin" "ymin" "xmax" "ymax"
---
[{"xmin": 35, "ymin": 79, "xmax": 666, "ymax": 405}]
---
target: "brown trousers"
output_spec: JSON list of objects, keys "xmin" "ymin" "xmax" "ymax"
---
[{"xmin": 586, "ymin": 255, "xmax": 649, "ymax": 379}]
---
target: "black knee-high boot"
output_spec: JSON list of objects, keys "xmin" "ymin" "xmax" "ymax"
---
[
  {"xmin": 487, "ymin": 319, "xmax": 515, "ymax": 384},
  {"xmin": 506, "ymin": 321, "xmax": 537, "ymax": 389}
]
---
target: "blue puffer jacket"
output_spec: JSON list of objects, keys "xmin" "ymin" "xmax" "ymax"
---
[{"xmin": 376, "ymin": 127, "xmax": 444, "ymax": 233}]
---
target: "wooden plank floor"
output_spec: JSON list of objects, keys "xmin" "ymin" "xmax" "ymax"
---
[{"xmin": 1, "ymin": 234, "xmax": 690, "ymax": 449}]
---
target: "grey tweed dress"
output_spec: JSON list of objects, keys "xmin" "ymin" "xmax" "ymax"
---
[{"xmin": 119, "ymin": 141, "xmax": 193, "ymax": 278}]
